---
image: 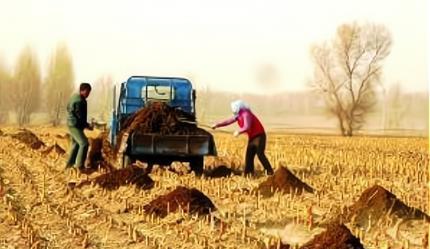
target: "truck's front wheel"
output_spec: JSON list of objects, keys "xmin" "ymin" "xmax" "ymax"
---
[{"xmin": 189, "ymin": 156, "xmax": 204, "ymax": 176}]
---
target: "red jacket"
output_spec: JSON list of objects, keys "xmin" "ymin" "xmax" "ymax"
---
[{"xmin": 215, "ymin": 109, "xmax": 265, "ymax": 139}]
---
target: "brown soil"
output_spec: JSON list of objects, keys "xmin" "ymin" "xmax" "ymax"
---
[
  {"xmin": 300, "ymin": 223, "xmax": 364, "ymax": 249},
  {"xmin": 101, "ymin": 133, "xmax": 117, "ymax": 168},
  {"xmin": 257, "ymin": 166, "xmax": 314, "ymax": 197},
  {"xmin": 205, "ymin": 165, "xmax": 235, "ymax": 178},
  {"xmin": 10, "ymin": 129, "xmax": 45, "ymax": 149},
  {"xmin": 120, "ymin": 102, "xmax": 196, "ymax": 135},
  {"xmin": 53, "ymin": 143, "xmax": 66, "ymax": 154},
  {"xmin": 116, "ymin": 102, "xmax": 213, "ymax": 154},
  {"xmin": 78, "ymin": 132, "xmax": 116, "ymax": 173},
  {"xmin": 55, "ymin": 133, "xmax": 70, "ymax": 140},
  {"xmin": 41, "ymin": 143, "xmax": 65, "ymax": 156},
  {"xmin": 87, "ymin": 133, "xmax": 104, "ymax": 168},
  {"xmin": 345, "ymin": 185, "xmax": 429, "ymax": 227},
  {"xmin": 78, "ymin": 166, "xmax": 154, "ymax": 190},
  {"xmin": 143, "ymin": 186, "xmax": 216, "ymax": 218},
  {"xmin": 0, "ymin": 129, "xmax": 3, "ymax": 136},
  {"xmin": 268, "ymin": 242, "xmax": 291, "ymax": 249},
  {"xmin": 423, "ymin": 231, "xmax": 429, "ymax": 249}
]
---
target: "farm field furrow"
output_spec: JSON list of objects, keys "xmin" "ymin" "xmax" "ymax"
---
[{"xmin": 0, "ymin": 126, "xmax": 428, "ymax": 249}]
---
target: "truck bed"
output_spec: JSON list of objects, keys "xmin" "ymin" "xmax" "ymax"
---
[{"xmin": 128, "ymin": 133, "xmax": 216, "ymax": 156}]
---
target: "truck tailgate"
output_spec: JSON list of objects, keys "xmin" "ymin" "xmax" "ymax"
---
[{"xmin": 129, "ymin": 133, "xmax": 214, "ymax": 156}]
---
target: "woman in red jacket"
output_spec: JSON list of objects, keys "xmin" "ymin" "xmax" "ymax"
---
[{"xmin": 212, "ymin": 100, "xmax": 274, "ymax": 176}]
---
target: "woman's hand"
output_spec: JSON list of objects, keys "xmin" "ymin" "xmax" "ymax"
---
[
  {"xmin": 233, "ymin": 131, "xmax": 240, "ymax": 137},
  {"xmin": 211, "ymin": 124, "xmax": 217, "ymax": 130}
]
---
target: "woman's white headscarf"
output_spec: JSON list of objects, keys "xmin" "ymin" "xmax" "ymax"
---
[{"xmin": 231, "ymin": 100, "xmax": 250, "ymax": 115}]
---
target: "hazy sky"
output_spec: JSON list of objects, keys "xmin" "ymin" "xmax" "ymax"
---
[{"xmin": 0, "ymin": 0, "xmax": 428, "ymax": 94}]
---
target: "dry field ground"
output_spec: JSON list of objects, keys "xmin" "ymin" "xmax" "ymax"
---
[{"xmin": 0, "ymin": 126, "xmax": 428, "ymax": 249}]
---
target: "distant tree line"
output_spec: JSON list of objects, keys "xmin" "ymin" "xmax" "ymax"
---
[
  {"xmin": 0, "ymin": 43, "xmax": 113, "ymax": 126},
  {"xmin": 0, "ymin": 22, "xmax": 425, "ymax": 134}
]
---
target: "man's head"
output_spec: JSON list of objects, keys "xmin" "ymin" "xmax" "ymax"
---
[{"xmin": 79, "ymin": 83, "xmax": 92, "ymax": 99}]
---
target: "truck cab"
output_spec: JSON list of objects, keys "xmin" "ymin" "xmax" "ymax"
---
[{"xmin": 109, "ymin": 76, "xmax": 215, "ymax": 174}]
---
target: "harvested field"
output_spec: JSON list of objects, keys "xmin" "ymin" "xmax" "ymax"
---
[{"xmin": 0, "ymin": 126, "xmax": 428, "ymax": 248}]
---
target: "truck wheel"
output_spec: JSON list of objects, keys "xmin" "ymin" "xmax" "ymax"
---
[{"xmin": 190, "ymin": 156, "xmax": 204, "ymax": 176}]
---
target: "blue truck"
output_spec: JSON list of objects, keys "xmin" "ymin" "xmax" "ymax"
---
[{"xmin": 109, "ymin": 76, "xmax": 216, "ymax": 175}]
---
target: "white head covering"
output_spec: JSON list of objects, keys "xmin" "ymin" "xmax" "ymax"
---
[{"xmin": 230, "ymin": 100, "xmax": 250, "ymax": 115}]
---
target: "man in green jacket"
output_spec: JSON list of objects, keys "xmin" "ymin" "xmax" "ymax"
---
[{"xmin": 65, "ymin": 83, "xmax": 93, "ymax": 170}]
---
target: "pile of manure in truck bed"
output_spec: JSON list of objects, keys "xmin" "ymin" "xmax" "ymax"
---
[
  {"xmin": 120, "ymin": 101, "xmax": 201, "ymax": 135},
  {"xmin": 115, "ymin": 102, "xmax": 214, "ymax": 153}
]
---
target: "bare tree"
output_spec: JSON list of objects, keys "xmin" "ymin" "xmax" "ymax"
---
[
  {"xmin": 11, "ymin": 47, "xmax": 42, "ymax": 126},
  {"xmin": 45, "ymin": 43, "xmax": 75, "ymax": 126},
  {"xmin": 0, "ymin": 60, "xmax": 11, "ymax": 123},
  {"xmin": 310, "ymin": 22, "xmax": 392, "ymax": 136},
  {"xmin": 88, "ymin": 75, "xmax": 113, "ymax": 122}
]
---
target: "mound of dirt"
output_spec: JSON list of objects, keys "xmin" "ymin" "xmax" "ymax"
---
[
  {"xmin": 257, "ymin": 166, "xmax": 314, "ymax": 197},
  {"xmin": 87, "ymin": 134, "xmax": 104, "ymax": 168},
  {"xmin": 345, "ymin": 185, "xmax": 429, "ymax": 227},
  {"xmin": 53, "ymin": 143, "xmax": 66, "ymax": 154},
  {"xmin": 55, "ymin": 133, "xmax": 70, "ymax": 140},
  {"xmin": 300, "ymin": 223, "xmax": 364, "ymax": 249},
  {"xmin": 40, "ymin": 143, "xmax": 65, "ymax": 156},
  {"xmin": 143, "ymin": 186, "xmax": 216, "ymax": 218},
  {"xmin": 101, "ymin": 133, "xmax": 117, "ymax": 166},
  {"xmin": 80, "ymin": 166, "xmax": 154, "ymax": 190},
  {"xmin": 268, "ymin": 242, "xmax": 290, "ymax": 249},
  {"xmin": 10, "ymin": 129, "xmax": 45, "ymax": 149},
  {"xmin": 205, "ymin": 165, "xmax": 235, "ymax": 178}
]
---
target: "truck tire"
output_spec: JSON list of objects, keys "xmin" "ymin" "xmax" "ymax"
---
[{"xmin": 190, "ymin": 156, "xmax": 204, "ymax": 176}]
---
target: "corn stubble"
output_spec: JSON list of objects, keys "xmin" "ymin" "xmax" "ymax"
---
[{"xmin": 0, "ymin": 127, "xmax": 428, "ymax": 248}]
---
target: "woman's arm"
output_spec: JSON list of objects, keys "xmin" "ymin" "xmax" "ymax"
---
[{"xmin": 214, "ymin": 116, "xmax": 237, "ymax": 128}]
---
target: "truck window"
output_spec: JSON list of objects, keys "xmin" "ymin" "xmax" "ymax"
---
[{"xmin": 142, "ymin": 85, "xmax": 175, "ymax": 101}]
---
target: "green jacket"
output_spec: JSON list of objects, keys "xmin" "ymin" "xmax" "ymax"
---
[{"xmin": 66, "ymin": 93, "xmax": 89, "ymax": 129}]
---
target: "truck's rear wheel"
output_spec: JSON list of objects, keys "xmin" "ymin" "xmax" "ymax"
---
[{"xmin": 189, "ymin": 156, "xmax": 204, "ymax": 176}]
